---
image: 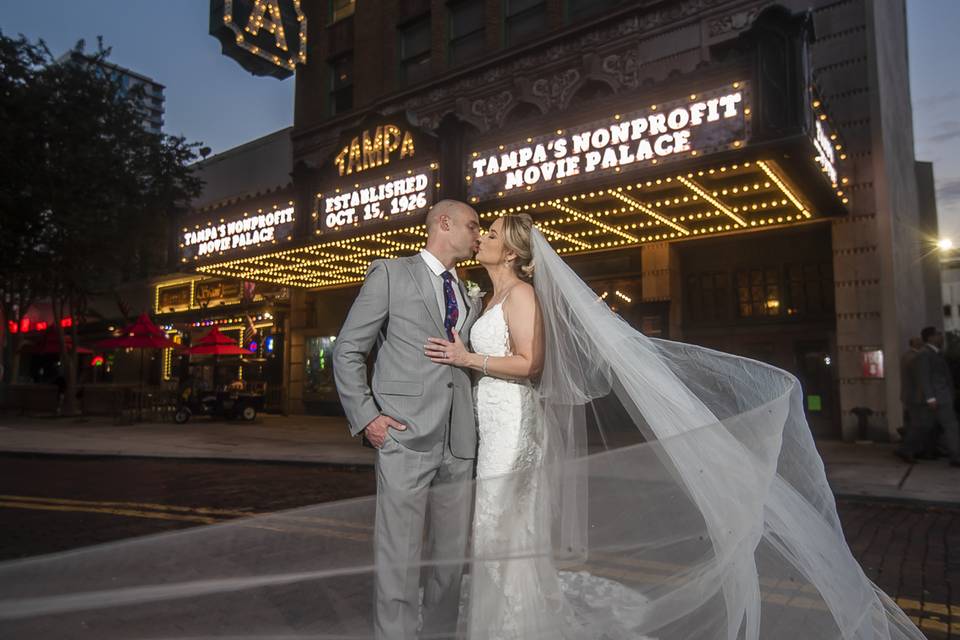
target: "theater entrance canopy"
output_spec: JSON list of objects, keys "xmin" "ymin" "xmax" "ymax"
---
[{"xmin": 195, "ymin": 65, "xmax": 848, "ymax": 291}]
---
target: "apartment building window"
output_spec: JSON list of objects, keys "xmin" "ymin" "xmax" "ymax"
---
[
  {"xmin": 505, "ymin": 0, "xmax": 547, "ymax": 46},
  {"xmin": 785, "ymin": 262, "xmax": 834, "ymax": 317},
  {"xmin": 329, "ymin": 54, "xmax": 353, "ymax": 116},
  {"xmin": 945, "ymin": 305, "xmax": 953, "ymax": 318},
  {"xmin": 448, "ymin": 0, "xmax": 485, "ymax": 66},
  {"xmin": 331, "ymin": 0, "xmax": 355, "ymax": 23},
  {"xmin": 687, "ymin": 271, "xmax": 729, "ymax": 324},
  {"xmin": 399, "ymin": 16, "xmax": 432, "ymax": 86},
  {"xmin": 566, "ymin": 0, "xmax": 626, "ymax": 20},
  {"xmin": 736, "ymin": 267, "xmax": 782, "ymax": 317}
]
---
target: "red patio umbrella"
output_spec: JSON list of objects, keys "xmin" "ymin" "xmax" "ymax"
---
[
  {"xmin": 96, "ymin": 313, "xmax": 180, "ymax": 350},
  {"xmin": 184, "ymin": 327, "xmax": 253, "ymax": 393},
  {"xmin": 185, "ymin": 326, "xmax": 254, "ymax": 356},
  {"xmin": 95, "ymin": 313, "xmax": 181, "ymax": 420}
]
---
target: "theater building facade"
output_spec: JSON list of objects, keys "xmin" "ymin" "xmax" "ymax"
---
[{"xmin": 179, "ymin": 0, "xmax": 939, "ymax": 441}]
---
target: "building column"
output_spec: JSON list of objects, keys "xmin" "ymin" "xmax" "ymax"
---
[
  {"xmin": 640, "ymin": 243, "xmax": 683, "ymax": 340},
  {"xmin": 285, "ymin": 288, "xmax": 310, "ymax": 415}
]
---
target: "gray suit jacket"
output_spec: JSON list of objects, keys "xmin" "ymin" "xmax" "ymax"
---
[
  {"xmin": 914, "ymin": 346, "xmax": 955, "ymax": 406},
  {"xmin": 332, "ymin": 255, "xmax": 479, "ymax": 459}
]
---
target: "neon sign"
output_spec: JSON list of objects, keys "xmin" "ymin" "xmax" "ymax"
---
[
  {"xmin": 182, "ymin": 206, "xmax": 295, "ymax": 259},
  {"xmin": 812, "ymin": 120, "xmax": 838, "ymax": 186},
  {"xmin": 334, "ymin": 125, "xmax": 417, "ymax": 176},
  {"xmin": 210, "ymin": 0, "xmax": 307, "ymax": 79},
  {"xmin": 320, "ymin": 166, "xmax": 437, "ymax": 231},
  {"xmin": 467, "ymin": 83, "xmax": 749, "ymax": 201}
]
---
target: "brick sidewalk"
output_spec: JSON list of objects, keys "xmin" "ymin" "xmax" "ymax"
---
[{"xmin": 838, "ymin": 498, "xmax": 959, "ymax": 638}]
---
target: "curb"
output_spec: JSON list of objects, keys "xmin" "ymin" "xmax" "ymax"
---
[{"xmin": 0, "ymin": 449, "xmax": 376, "ymax": 470}]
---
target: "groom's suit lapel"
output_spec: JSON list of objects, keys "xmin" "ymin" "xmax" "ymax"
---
[{"xmin": 404, "ymin": 256, "xmax": 447, "ymax": 337}]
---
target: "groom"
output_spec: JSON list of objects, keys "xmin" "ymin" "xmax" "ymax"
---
[{"xmin": 333, "ymin": 199, "xmax": 482, "ymax": 639}]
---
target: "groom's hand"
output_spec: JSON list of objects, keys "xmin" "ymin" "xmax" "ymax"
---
[{"xmin": 363, "ymin": 414, "xmax": 407, "ymax": 448}]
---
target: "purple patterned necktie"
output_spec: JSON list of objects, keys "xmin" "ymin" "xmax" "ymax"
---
[{"xmin": 441, "ymin": 271, "xmax": 459, "ymax": 341}]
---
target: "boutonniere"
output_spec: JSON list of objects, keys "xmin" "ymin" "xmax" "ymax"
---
[{"xmin": 464, "ymin": 280, "xmax": 485, "ymax": 300}]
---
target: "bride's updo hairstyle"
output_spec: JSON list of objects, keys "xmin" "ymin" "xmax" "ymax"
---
[{"xmin": 500, "ymin": 213, "xmax": 536, "ymax": 280}]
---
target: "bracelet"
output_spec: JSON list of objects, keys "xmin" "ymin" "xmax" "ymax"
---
[{"xmin": 482, "ymin": 354, "xmax": 490, "ymax": 376}]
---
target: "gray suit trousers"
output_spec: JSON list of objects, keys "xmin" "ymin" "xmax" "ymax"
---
[{"xmin": 374, "ymin": 429, "xmax": 473, "ymax": 640}]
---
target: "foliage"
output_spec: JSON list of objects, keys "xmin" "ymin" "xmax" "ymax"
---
[{"xmin": 0, "ymin": 32, "xmax": 203, "ymax": 404}]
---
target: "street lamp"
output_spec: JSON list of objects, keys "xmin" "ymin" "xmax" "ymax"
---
[{"xmin": 938, "ymin": 238, "xmax": 954, "ymax": 251}]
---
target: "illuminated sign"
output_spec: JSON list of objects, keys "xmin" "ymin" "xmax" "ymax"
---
[
  {"xmin": 468, "ymin": 83, "xmax": 749, "ymax": 201},
  {"xmin": 181, "ymin": 206, "xmax": 295, "ymax": 259},
  {"xmin": 861, "ymin": 350, "xmax": 884, "ymax": 379},
  {"xmin": 319, "ymin": 165, "xmax": 437, "ymax": 231},
  {"xmin": 334, "ymin": 125, "xmax": 417, "ymax": 176},
  {"xmin": 209, "ymin": 0, "xmax": 307, "ymax": 79},
  {"xmin": 813, "ymin": 120, "xmax": 837, "ymax": 186}
]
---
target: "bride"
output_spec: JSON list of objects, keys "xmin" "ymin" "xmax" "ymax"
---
[
  {"xmin": 426, "ymin": 213, "xmax": 926, "ymax": 639},
  {"xmin": 425, "ymin": 213, "xmax": 562, "ymax": 638}
]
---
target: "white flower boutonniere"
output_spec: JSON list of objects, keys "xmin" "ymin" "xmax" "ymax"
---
[{"xmin": 464, "ymin": 280, "xmax": 485, "ymax": 301}]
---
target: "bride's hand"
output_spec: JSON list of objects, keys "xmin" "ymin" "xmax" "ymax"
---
[{"xmin": 424, "ymin": 330, "xmax": 471, "ymax": 367}]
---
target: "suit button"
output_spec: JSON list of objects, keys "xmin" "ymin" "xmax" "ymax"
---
[{"xmin": 447, "ymin": 382, "xmax": 454, "ymax": 388}]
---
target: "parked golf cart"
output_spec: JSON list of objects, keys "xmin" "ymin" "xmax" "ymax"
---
[{"xmin": 174, "ymin": 387, "xmax": 264, "ymax": 423}]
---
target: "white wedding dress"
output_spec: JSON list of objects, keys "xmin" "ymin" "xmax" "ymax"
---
[{"xmin": 467, "ymin": 298, "xmax": 652, "ymax": 640}]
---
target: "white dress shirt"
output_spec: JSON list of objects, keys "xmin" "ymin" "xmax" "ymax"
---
[{"xmin": 420, "ymin": 249, "xmax": 466, "ymax": 334}]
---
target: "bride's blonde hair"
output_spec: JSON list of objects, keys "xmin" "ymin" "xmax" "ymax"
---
[{"xmin": 499, "ymin": 214, "xmax": 535, "ymax": 280}]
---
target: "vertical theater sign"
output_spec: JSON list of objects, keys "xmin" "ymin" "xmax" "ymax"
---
[{"xmin": 209, "ymin": 0, "xmax": 307, "ymax": 79}]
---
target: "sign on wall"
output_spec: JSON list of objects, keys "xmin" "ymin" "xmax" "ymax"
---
[
  {"xmin": 319, "ymin": 166, "xmax": 438, "ymax": 232},
  {"xmin": 467, "ymin": 83, "xmax": 750, "ymax": 202},
  {"xmin": 181, "ymin": 205, "xmax": 295, "ymax": 259},
  {"xmin": 209, "ymin": 0, "xmax": 307, "ymax": 79},
  {"xmin": 334, "ymin": 124, "xmax": 418, "ymax": 176}
]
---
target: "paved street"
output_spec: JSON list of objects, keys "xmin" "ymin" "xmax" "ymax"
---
[{"xmin": 0, "ymin": 454, "xmax": 957, "ymax": 637}]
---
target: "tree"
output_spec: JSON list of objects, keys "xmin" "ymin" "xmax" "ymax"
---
[{"xmin": 0, "ymin": 33, "xmax": 203, "ymax": 413}]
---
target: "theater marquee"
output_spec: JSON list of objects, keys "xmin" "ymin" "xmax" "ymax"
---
[
  {"xmin": 181, "ymin": 203, "xmax": 296, "ymax": 260},
  {"xmin": 468, "ymin": 83, "xmax": 750, "ymax": 202}
]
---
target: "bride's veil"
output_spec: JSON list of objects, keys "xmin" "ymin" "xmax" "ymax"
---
[
  {"xmin": 529, "ymin": 226, "xmax": 923, "ymax": 639},
  {"xmin": 0, "ymin": 227, "xmax": 926, "ymax": 639}
]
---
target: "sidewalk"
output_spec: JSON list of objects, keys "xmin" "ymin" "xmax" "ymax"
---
[
  {"xmin": 1, "ymin": 413, "xmax": 957, "ymax": 505},
  {"xmin": 0, "ymin": 413, "xmax": 375, "ymax": 466}
]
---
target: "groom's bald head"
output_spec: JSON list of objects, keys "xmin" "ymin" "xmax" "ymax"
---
[{"xmin": 424, "ymin": 200, "xmax": 481, "ymax": 262}]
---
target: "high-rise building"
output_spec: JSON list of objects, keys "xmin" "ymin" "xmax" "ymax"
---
[{"xmin": 58, "ymin": 52, "xmax": 165, "ymax": 135}]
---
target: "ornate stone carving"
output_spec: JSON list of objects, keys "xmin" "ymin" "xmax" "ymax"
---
[
  {"xmin": 706, "ymin": 7, "xmax": 761, "ymax": 39},
  {"xmin": 469, "ymin": 90, "xmax": 515, "ymax": 131},
  {"xmin": 346, "ymin": 0, "xmax": 730, "ymax": 140},
  {"xmin": 531, "ymin": 68, "xmax": 582, "ymax": 111},
  {"xmin": 602, "ymin": 49, "xmax": 641, "ymax": 90}
]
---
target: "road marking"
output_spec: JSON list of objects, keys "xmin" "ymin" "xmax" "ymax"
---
[
  {"xmin": 0, "ymin": 494, "xmax": 255, "ymax": 517},
  {"xmin": 0, "ymin": 501, "xmax": 219, "ymax": 525},
  {"xmin": 0, "ymin": 494, "xmax": 373, "ymax": 530}
]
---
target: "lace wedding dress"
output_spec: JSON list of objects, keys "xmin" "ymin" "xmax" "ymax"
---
[{"xmin": 467, "ymin": 299, "xmax": 651, "ymax": 640}]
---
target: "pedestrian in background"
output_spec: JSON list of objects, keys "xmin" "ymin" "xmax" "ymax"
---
[
  {"xmin": 897, "ymin": 326, "xmax": 960, "ymax": 466},
  {"xmin": 899, "ymin": 336, "xmax": 924, "ymax": 437}
]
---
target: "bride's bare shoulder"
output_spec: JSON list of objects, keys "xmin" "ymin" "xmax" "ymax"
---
[{"xmin": 505, "ymin": 281, "xmax": 536, "ymax": 309}]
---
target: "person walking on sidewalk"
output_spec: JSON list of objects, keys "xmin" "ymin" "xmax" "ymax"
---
[
  {"xmin": 897, "ymin": 326, "xmax": 960, "ymax": 466},
  {"xmin": 899, "ymin": 336, "xmax": 923, "ymax": 435}
]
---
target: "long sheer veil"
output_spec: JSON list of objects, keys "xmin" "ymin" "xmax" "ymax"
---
[
  {"xmin": 0, "ymin": 228, "xmax": 926, "ymax": 639},
  {"xmin": 529, "ymin": 226, "xmax": 923, "ymax": 639}
]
